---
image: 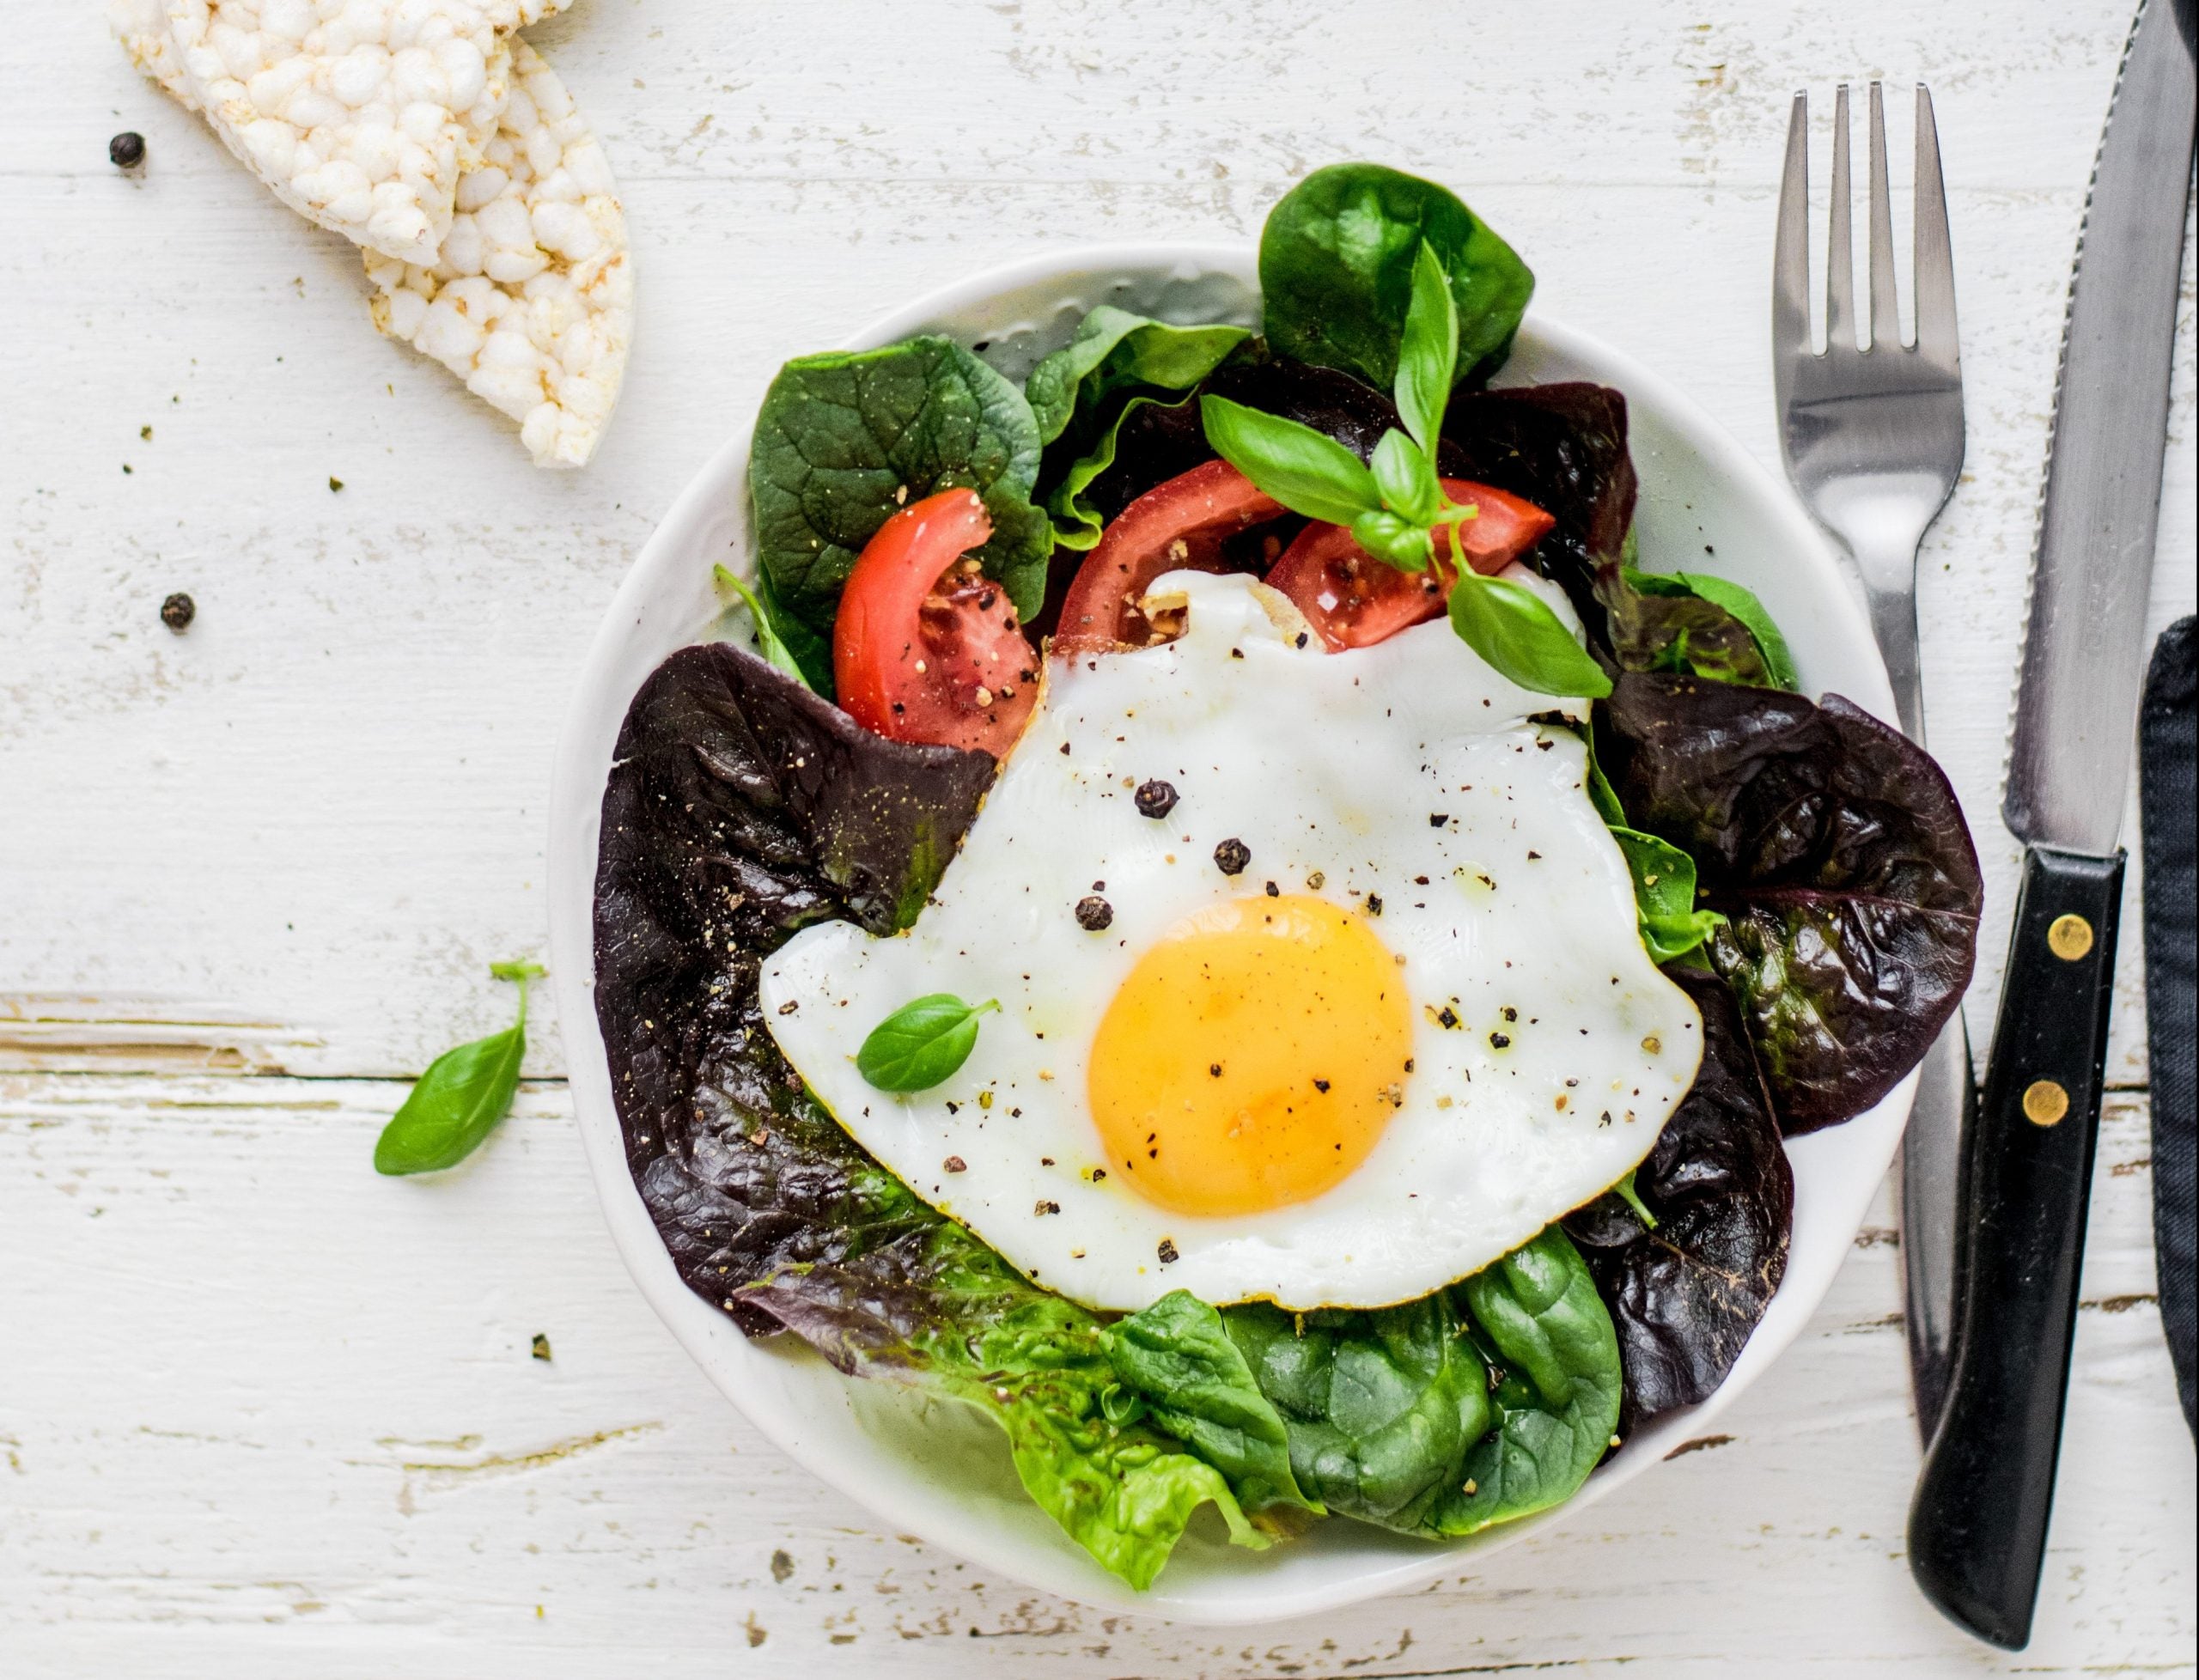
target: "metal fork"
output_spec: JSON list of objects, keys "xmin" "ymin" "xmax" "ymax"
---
[{"xmin": 1774, "ymin": 82, "xmax": 1973, "ymax": 1440}]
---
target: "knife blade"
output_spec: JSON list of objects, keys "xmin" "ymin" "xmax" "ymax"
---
[{"xmin": 1907, "ymin": 0, "xmax": 2196, "ymax": 1651}]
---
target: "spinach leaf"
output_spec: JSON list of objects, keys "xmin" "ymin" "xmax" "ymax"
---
[
  {"xmin": 749, "ymin": 336, "xmax": 1053, "ymax": 636},
  {"xmin": 1223, "ymin": 1228, "xmax": 1620, "ymax": 1538},
  {"xmin": 1222, "ymin": 1293, "xmax": 1491, "ymax": 1531},
  {"xmin": 374, "ymin": 962, "xmax": 541, "ymax": 1175},
  {"xmin": 1447, "ymin": 570, "xmax": 1613, "ymax": 699},
  {"xmin": 713, "ymin": 563, "xmax": 809, "ymax": 688},
  {"xmin": 1026, "ymin": 307, "xmax": 1251, "ymax": 444},
  {"xmin": 1596, "ymin": 673, "xmax": 1983, "ymax": 1133},
  {"xmin": 1433, "ymin": 1226, "xmax": 1623, "ymax": 1533},
  {"xmin": 1109, "ymin": 1290, "xmax": 1318, "ymax": 1518},
  {"xmin": 1260, "ymin": 162, "xmax": 1533, "ymax": 391},
  {"xmin": 856, "ymin": 994, "xmax": 997, "ymax": 1092},
  {"xmin": 1566, "ymin": 968, "xmax": 1794, "ymax": 1433},
  {"xmin": 594, "ymin": 642, "xmax": 1266, "ymax": 1587}
]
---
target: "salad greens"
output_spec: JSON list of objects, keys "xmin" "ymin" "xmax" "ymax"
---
[
  {"xmin": 373, "ymin": 961, "xmax": 540, "ymax": 1176},
  {"xmin": 588, "ymin": 158, "xmax": 1989, "ymax": 1587},
  {"xmin": 749, "ymin": 336, "xmax": 1054, "ymax": 653},
  {"xmin": 856, "ymin": 994, "xmax": 998, "ymax": 1092},
  {"xmin": 1597, "ymin": 673, "xmax": 1983, "ymax": 1135},
  {"xmin": 1259, "ymin": 161, "xmax": 1534, "ymax": 391},
  {"xmin": 1028, "ymin": 308, "xmax": 1252, "ymax": 551},
  {"xmin": 1220, "ymin": 1227, "xmax": 1620, "ymax": 1537}
]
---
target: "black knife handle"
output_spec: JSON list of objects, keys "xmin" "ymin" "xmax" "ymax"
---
[{"xmin": 1908, "ymin": 843, "xmax": 2124, "ymax": 1650}]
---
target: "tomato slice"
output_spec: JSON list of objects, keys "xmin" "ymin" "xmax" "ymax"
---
[
  {"xmin": 1265, "ymin": 479, "xmax": 1557, "ymax": 651},
  {"xmin": 832, "ymin": 488, "xmax": 1039, "ymax": 758},
  {"xmin": 1055, "ymin": 460, "xmax": 1288, "ymax": 652}
]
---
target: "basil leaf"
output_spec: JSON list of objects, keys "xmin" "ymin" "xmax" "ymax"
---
[
  {"xmin": 1433, "ymin": 1226, "xmax": 1623, "ymax": 1534},
  {"xmin": 1447, "ymin": 572, "xmax": 1614, "ymax": 698},
  {"xmin": 1673, "ymin": 573, "xmax": 1800, "ymax": 690},
  {"xmin": 1259, "ymin": 162, "xmax": 1533, "ymax": 392},
  {"xmin": 713, "ymin": 563, "xmax": 809, "ymax": 688},
  {"xmin": 749, "ymin": 335, "xmax": 1052, "ymax": 635},
  {"xmin": 1393, "ymin": 241, "xmax": 1459, "ymax": 451},
  {"xmin": 1109, "ymin": 1290, "xmax": 1319, "ymax": 1518},
  {"xmin": 373, "ymin": 962, "xmax": 542, "ymax": 1175},
  {"xmin": 1026, "ymin": 307, "xmax": 1252, "ymax": 444},
  {"xmin": 1350, "ymin": 508, "xmax": 1434, "ymax": 573},
  {"xmin": 856, "ymin": 994, "xmax": 999, "ymax": 1092},
  {"xmin": 1610, "ymin": 827, "xmax": 1726, "ymax": 964},
  {"xmin": 1370, "ymin": 429, "xmax": 1441, "ymax": 525},
  {"xmin": 1200, "ymin": 394, "xmax": 1382, "ymax": 526}
]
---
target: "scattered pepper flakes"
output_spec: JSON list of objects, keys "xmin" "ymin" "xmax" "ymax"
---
[
  {"xmin": 943, "ymin": 1155, "xmax": 967, "ymax": 1173},
  {"xmin": 108, "ymin": 131, "xmax": 145, "ymax": 168},
  {"xmin": 1034, "ymin": 1199, "xmax": 1060, "ymax": 1216},
  {"xmin": 1489, "ymin": 1031, "xmax": 1512, "ymax": 1050},
  {"xmin": 159, "ymin": 592, "xmax": 195, "ymax": 633},
  {"xmin": 1213, "ymin": 837, "xmax": 1251, "ymax": 876},
  {"xmin": 1075, "ymin": 894, "xmax": 1113, "ymax": 931},
  {"xmin": 530, "ymin": 1333, "xmax": 552, "ymax": 1360},
  {"xmin": 1134, "ymin": 779, "xmax": 1179, "ymax": 819},
  {"xmin": 1157, "ymin": 1238, "xmax": 1179, "ymax": 1264}
]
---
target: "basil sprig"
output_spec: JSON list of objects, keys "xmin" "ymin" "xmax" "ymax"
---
[
  {"xmin": 857, "ymin": 994, "xmax": 999, "ymax": 1092},
  {"xmin": 1203, "ymin": 245, "xmax": 1610, "ymax": 701},
  {"xmin": 374, "ymin": 961, "xmax": 543, "ymax": 1176}
]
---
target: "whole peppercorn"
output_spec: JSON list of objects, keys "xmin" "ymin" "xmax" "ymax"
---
[
  {"xmin": 1213, "ymin": 837, "xmax": 1251, "ymax": 876},
  {"xmin": 159, "ymin": 592, "xmax": 195, "ymax": 633},
  {"xmin": 1074, "ymin": 894, "xmax": 1113, "ymax": 932},
  {"xmin": 109, "ymin": 131, "xmax": 146, "ymax": 168},
  {"xmin": 1134, "ymin": 779, "xmax": 1179, "ymax": 819}
]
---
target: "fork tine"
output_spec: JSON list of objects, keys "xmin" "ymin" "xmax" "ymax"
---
[
  {"xmin": 1911, "ymin": 83, "xmax": 1960, "ymax": 370},
  {"xmin": 1867, "ymin": 82, "xmax": 1901, "ymax": 350},
  {"xmin": 1774, "ymin": 92, "xmax": 1813, "ymax": 356},
  {"xmin": 1827, "ymin": 84, "xmax": 1856, "ymax": 350}
]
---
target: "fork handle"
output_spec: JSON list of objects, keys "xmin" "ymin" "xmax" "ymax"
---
[{"xmin": 1855, "ymin": 540, "xmax": 1928, "ymax": 737}]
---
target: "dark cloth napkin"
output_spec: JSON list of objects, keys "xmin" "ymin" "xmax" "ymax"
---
[{"xmin": 2141, "ymin": 615, "xmax": 2196, "ymax": 1437}]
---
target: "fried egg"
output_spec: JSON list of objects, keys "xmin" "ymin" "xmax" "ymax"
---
[{"xmin": 761, "ymin": 569, "xmax": 1703, "ymax": 1312}]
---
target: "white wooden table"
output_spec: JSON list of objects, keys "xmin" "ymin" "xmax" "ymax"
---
[{"xmin": 4, "ymin": 2, "xmax": 2194, "ymax": 1673}]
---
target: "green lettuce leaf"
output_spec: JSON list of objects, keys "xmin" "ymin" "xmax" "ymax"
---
[
  {"xmin": 1259, "ymin": 162, "xmax": 1533, "ymax": 392},
  {"xmin": 748, "ymin": 335, "xmax": 1053, "ymax": 637},
  {"xmin": 1028, "ymin": 308, "xmax": 1252, "ymax": 551},
  {"xmin": 1109, "ymin": 1289, "xmax": 1318, "ymax": 1519}
]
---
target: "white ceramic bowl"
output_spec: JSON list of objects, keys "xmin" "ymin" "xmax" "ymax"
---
[{"xmin": 546, "ymin": 245, "xmax": 1910, "ymax": 1625}]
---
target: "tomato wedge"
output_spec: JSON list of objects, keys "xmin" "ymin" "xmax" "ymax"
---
[
  {"xmin": 832, "ymin": 488, "xmax": 1039, "ymax": 758},
  {"xmin": 1264, "ymin": 479, "xmax": 1556, "ymax": 651},
  {"xmin": 1055, "ymin": 460, "xmax": 1288, "ymax": 652}
]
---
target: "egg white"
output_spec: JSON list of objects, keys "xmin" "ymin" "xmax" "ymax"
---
[{"xmin": 761, "ymin": 569, "xmax": 1703, "ymax": 1312}]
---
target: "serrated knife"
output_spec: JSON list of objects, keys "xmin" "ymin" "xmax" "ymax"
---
[{"xmin": 1906, "ymin": 0, "xmax": 2196, "ymax": 1651}]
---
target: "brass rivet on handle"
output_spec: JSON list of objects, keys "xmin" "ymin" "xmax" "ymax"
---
[
  {"xmin": 2047, "ymin": 913, "xmax": 2094, "ymax": 961},
  {"xmin": 2023, "ymin": 1079, "xmax": 2070, "ymax": 1127}
]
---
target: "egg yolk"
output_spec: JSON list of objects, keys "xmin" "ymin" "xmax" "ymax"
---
[{"xmin": 1086, "ymin": 893, "xmax": 1414, "ymax": 1218}]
